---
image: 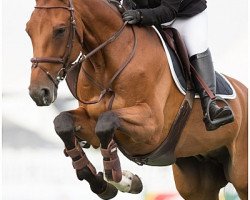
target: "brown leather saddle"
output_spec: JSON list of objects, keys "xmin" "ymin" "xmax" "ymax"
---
[{"xmin": 160, "ymin": 26, "xmax": 235, "ymax": 98}]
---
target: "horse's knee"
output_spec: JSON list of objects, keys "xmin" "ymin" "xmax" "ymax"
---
[
  {"xmin": 95, "ymin": 111, "xmax": 120, "ymax": 145},
  {"xmin": 54, "ymin": 112, "xmax": 74, "ymax": 137}
]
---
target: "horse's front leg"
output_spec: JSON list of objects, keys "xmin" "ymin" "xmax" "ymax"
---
[
  {"xmin": 96, "ymin": 103, "xmax": 162, "ymax": 194},
  {"xmin": 53, "ymin": 107, "xmax": 118, "ymax": 199}
]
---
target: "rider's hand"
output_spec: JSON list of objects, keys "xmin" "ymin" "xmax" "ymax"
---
[{"xmin": 122, "ymin": 10, "xmax": 142, "ymax": 25}]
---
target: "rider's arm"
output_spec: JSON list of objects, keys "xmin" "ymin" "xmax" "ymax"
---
[{"xmin": 138, "ymin": 0, "xmax": 182, "ymax": 25}]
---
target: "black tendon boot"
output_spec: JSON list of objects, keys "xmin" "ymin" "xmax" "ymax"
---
[{"xmin": 190, "ymin": 49, "xmax": 234, "ymax": 131}]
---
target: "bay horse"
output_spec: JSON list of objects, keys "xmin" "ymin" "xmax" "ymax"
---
[{"xmin": 26, "ymin": 0, "xmax": 248, "ymax": 199}]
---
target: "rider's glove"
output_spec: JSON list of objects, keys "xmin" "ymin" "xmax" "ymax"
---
[{"xmin": 122, "ymin": 10, "xmax": 142, "ymax": 25}]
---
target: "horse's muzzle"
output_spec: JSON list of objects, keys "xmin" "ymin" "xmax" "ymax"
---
[{"xmin": 29, "ymin": 86, "xmax": 56, "ymax": 106}]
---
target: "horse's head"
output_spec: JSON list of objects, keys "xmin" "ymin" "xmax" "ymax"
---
[{"xmin": 26, "ymin": 0, "xmax": 83, "ymax": 106}]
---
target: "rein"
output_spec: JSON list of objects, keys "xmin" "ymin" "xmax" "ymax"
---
[
  {"xmin": 71, "ymin": 22, "xmax": 137, "ymax": 109},
  {"xmin": 30, "ymin": 0, "xmax": 136, "ymax": 110}
]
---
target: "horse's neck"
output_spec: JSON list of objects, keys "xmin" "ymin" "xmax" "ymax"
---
[
  {"xmin": 77, "ymin": 0, "xmax": 122, "ymax": 38},
  {"xmin": 74, "ymin": 0, "xmax": 132, "ymax": 89},
  {"xmin": 75, "ymin": 0, "xmax": 123, "ymax": 68}
]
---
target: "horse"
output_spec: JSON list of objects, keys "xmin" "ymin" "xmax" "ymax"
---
[{"xmin": 26, "ymin": 0, "xmax": 248, "ymax": 199}]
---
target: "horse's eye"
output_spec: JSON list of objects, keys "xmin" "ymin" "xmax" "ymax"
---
[{"xmin": 53, "ymin": 27, "xmax": 66, "ymax": 38}]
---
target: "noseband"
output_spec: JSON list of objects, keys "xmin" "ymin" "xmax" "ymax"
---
[{"xmin": 31, "ymin": 0, "xmax": 77, "ymax": 88}]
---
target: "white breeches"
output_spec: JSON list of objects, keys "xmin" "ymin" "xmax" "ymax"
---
[{"xmin": 163, "ymin": 9, "xmax": 208, "ymax": 57}]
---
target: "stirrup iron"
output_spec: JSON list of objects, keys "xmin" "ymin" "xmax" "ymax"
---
[{"xmin": 204, "ymin": 96, "xmax": 234, "ymax": 131}]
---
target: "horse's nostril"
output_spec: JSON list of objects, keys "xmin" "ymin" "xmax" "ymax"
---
[
  {"xmin": 40, "ymin": 88, "xmax": 51, "ymax": 106},
  {"xmin": 41, "ymin": 88, "xmax": 50, "ymax": 98},
  {"xmin": 29, "ymin": 86, "xmax": 54, "ymax": 106}
]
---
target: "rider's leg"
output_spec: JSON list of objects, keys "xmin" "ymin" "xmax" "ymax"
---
[
  {"xmin": 190, "ymin": 50, "xmax": 233, "ymax": 130},
  {"xmin": 171, "ymin": 9, "xmax": 234, "ymax": 131}
]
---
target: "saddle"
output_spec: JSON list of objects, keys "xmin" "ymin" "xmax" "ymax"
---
[{"xmin": 159, "ymin": 26, "xmax": 236, "ymax": 99}]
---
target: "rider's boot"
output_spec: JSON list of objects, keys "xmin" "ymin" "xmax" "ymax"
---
[{"xmin": 190, "ymin": 49, "xmax": 234, "ymax": 131}]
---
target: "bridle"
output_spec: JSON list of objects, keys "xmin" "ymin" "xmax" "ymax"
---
[
  {"xmin": 30, "ymin": 0, "xmax": 137, "ymax": 110},
  {"xmin": 31, "ymin": 0, "xmax": 77, "ymax": 88}
]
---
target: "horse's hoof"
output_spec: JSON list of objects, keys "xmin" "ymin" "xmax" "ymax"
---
[
  {"xmin": 97, "ymin": 182, "xmax": 118, "ymax": 200},
  {"xmin": 128, "ymin": 174, "xmax": 143, "ymax": 194},
  {"xmin": 105, "ymin": 170, "xmax": 143, "ymax": 194}
]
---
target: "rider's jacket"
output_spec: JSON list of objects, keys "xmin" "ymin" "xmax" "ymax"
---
[{"xmin": 133, "ymin": 0, "xmax": 207, "ymax": 25}]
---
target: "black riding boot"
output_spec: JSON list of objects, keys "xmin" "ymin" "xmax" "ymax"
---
[{"xmin": 190, "ymin": 49, "xmax": 234, "ymax": 131}]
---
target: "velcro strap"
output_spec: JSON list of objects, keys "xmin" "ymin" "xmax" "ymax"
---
[
  {"xmin": 101, "ymin": 140, "xmax": 118, "ymax": 158},
  {"xmin": 101, "ymin": 148, "xmax": 117, "ymax": 158},
  {"xmin": 103, "ymin": 158, "xmax": 120, "ymax": 171},
  {"xmin": 72, "ymin": 157, "xmax": 86, "ymax": 170},
  {"xmin": 72, "ymin": 153, "xmax": 89, "ymax": 170},
  {"xmin": 64, "ymin": 147, "xmax": 81, "ymax": 158}
]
